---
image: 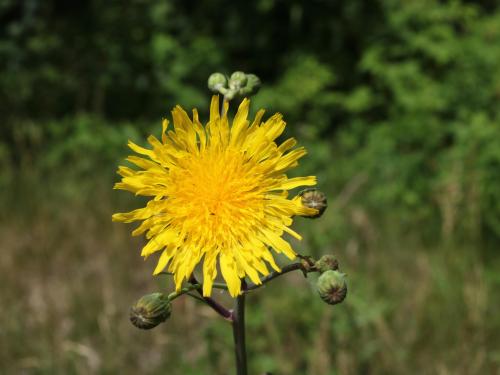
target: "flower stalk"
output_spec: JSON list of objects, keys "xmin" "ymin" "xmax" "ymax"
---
[
  {"xmin": 232, "ymin": 292, "xmax": 248, "ymax": 375},
  {"xmin": 244, "ymin": 258, "xmax": 317, "ymax": 292}
]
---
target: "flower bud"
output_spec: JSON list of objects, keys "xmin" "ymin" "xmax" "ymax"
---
[
  {"xmin": 208, "ymin": 73, "xmax": 228, "ymax": 93},
  {"xmin": 238, "ymin": 74, "xmax": 261, "ymax": 97},
  {"xmin": 316, "ymin": 270, "xmax": 347, "ymax": 305},
  {"xmin": 229, "ymin": 71, "xmax": 247, "ymax": 90},
  {"xmin": 299, "ymin": 188, "xmax": 327, "ymax": 218},
  {"xmin": 130, "ymin": 293, "xmax": 172, "ymax": 330},
  {"xmin": 315, "ymin": 254, "xmax": 339, "ymax": 273}
]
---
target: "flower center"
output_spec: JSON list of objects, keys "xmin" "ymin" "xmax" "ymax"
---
[{"xmin": 167, "ymin": 148, "xmax": 265, "ymax": 241}]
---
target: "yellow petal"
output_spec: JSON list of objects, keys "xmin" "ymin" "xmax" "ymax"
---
[
  {"xmin": 153, "ymin": 248, "xmax": 175, "ymax": 275},
  {"xmin": 202, "ymin": 250, "xmax": 219, "ymax": 296},
  {"xmin": 272, "ymin": 176, "xmax": 317, "ymax": 191},
  {"xmin": 209, "ymin": 95, "xmax": 220, "ymax": 123},
  {"xmin": 220, "ymin": 252, "xmax": 241, "ymax": 297}
]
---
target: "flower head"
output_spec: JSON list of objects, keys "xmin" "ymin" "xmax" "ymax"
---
[{"xmin": 113, "ymin": 96, "xmax": 317, "ymax": 297}]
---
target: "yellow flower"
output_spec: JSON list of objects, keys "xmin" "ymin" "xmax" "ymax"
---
[{"xmin": 113, "ymin": 96, "xmax": 317, "ymax": 297}]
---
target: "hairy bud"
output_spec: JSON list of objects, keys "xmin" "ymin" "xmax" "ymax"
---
[
  {"xmin": 208, "ymin": 73, "xmax": 228, "ymax": 93},
  {"xmin": 299, "ymin": 188, "xmax": 327, "ymax": 218},
  {"xmin": 316, "ymin": 270, "xmax": 347, "ymax": 305},
  {"xmin": 130, "ymin": 293, "xmax": 172, "ymax": 330},
  {"xmin": 239, "ymin": 74, "xmax": 261, "ymax": 96},
  {"xmin": 315, "ymin": 255, "xmax": 339, "ymax": 273},
  {"xmin": 229, "ymin": 71, "xmax": 247, "ymax": 89}
]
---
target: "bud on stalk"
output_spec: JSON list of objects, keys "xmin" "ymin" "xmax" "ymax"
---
[
  {"xmin": 208, "ymin": 72, "xmax": 228, "ymax": 93},
  {"xmin": 229, "ymin": 71, "xmax": 248, "ymax": 89},
  {"xmin": 299, "ymin": 188, "xmax": 327, "ymax": 218},
  {"xmin": 315, "ymin": 254, "xmax": 339, "ymax": 273},
  {"xmin": 316, "ymin": 270, "xmax": 347, "ymax": 305},
  {"xmin": 130, "ymin": 293, "xmax": 172, "ymax": 330}
]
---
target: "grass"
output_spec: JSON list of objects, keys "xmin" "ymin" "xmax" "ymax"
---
[{"xmin": 1, "ymin": 175, "xmax": 499, "ymax": 374}]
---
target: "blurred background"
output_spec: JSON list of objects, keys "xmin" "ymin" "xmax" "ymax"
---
[{"xmin": 1, "ymin": 0, "xmax": 500, "ymax": 374}]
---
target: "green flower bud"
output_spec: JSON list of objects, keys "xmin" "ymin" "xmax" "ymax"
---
[
  {"xmin": 299, "ymin": 188, "xmax": 327, "ymax": 218},
  {"xmin": 208, "ymin": 73, "xmax": 228, "ymax": 93},
  {"xmin": 130, "ymin": 293, "xmax": 172, "ymax": 330},
  {"xmin": 315, "ymin": 255, "xmax": 339, "ymax": 273},
  {"xmin": 316, "ymin": 270, "xmax": 347, "ymax": 305},
  {"xmin": 229, "ymin": 71, "xmax": 247, "ymax": 90},
  {"xmin": 238, "ymin": 74, "xmax": 261, "ymax": 97}
]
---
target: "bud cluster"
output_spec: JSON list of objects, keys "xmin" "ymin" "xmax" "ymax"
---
[{"xmin": 208, "ymin": 71, "xmax": 261, "ymax": 100}]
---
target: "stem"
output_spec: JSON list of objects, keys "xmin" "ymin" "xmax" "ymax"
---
[
  {"xmin": 167, "ymin": 284, "xmax": 201, "ymax": 301},
  {"xmin": 185, "ymin": 292, "xmax": 207, "ymax": 303},
  {"xmin": 244, "ymin": 261, "xmax": 316, "ymax": 292},
  {"xmin": 189, "ymin": 275, "xmax": 233, "ymax": 321},
  {"xmin": 213, "ymin": 282, "xmax": 229, "ymax": 290},
  {"xmin": 232, "ymin": 293, "xmax": 248, "ymax": 375},
  {"xmin": 156, "ymin": 272, "xmax": 229, "ymax": 291},
  {"xmin": 167, "ymin": 282, "xmax": 229, "ymax": 301},
  {"xmin": 230, "ymin": 260, "xmax": 317, "ymax": 374}
]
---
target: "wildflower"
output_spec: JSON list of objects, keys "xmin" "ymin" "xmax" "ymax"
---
[{"xmin": 113, "ymin": 96, "xmax": 317, "ymax": 297}]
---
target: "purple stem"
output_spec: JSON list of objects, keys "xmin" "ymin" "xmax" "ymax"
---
[{"xmin": 189, "ymin": 275, "xmax": 233, "ymax": 321}]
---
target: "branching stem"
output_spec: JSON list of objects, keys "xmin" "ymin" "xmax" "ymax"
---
[
  {"xmin": 167, "ymin": 284, "xmax": 201, "ymax": 301},
  {"xmin": 188, "ymin": 275, "xmax": 233, "ymax": 321},
  {"xmin": 244, "ymin": 259, "xmax": 317, "ymax": 293}
]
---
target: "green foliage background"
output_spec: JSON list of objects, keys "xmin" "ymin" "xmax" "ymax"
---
[{"xmin": 1, "ymin": 0, "xmax": 499, "ymax": 374}]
